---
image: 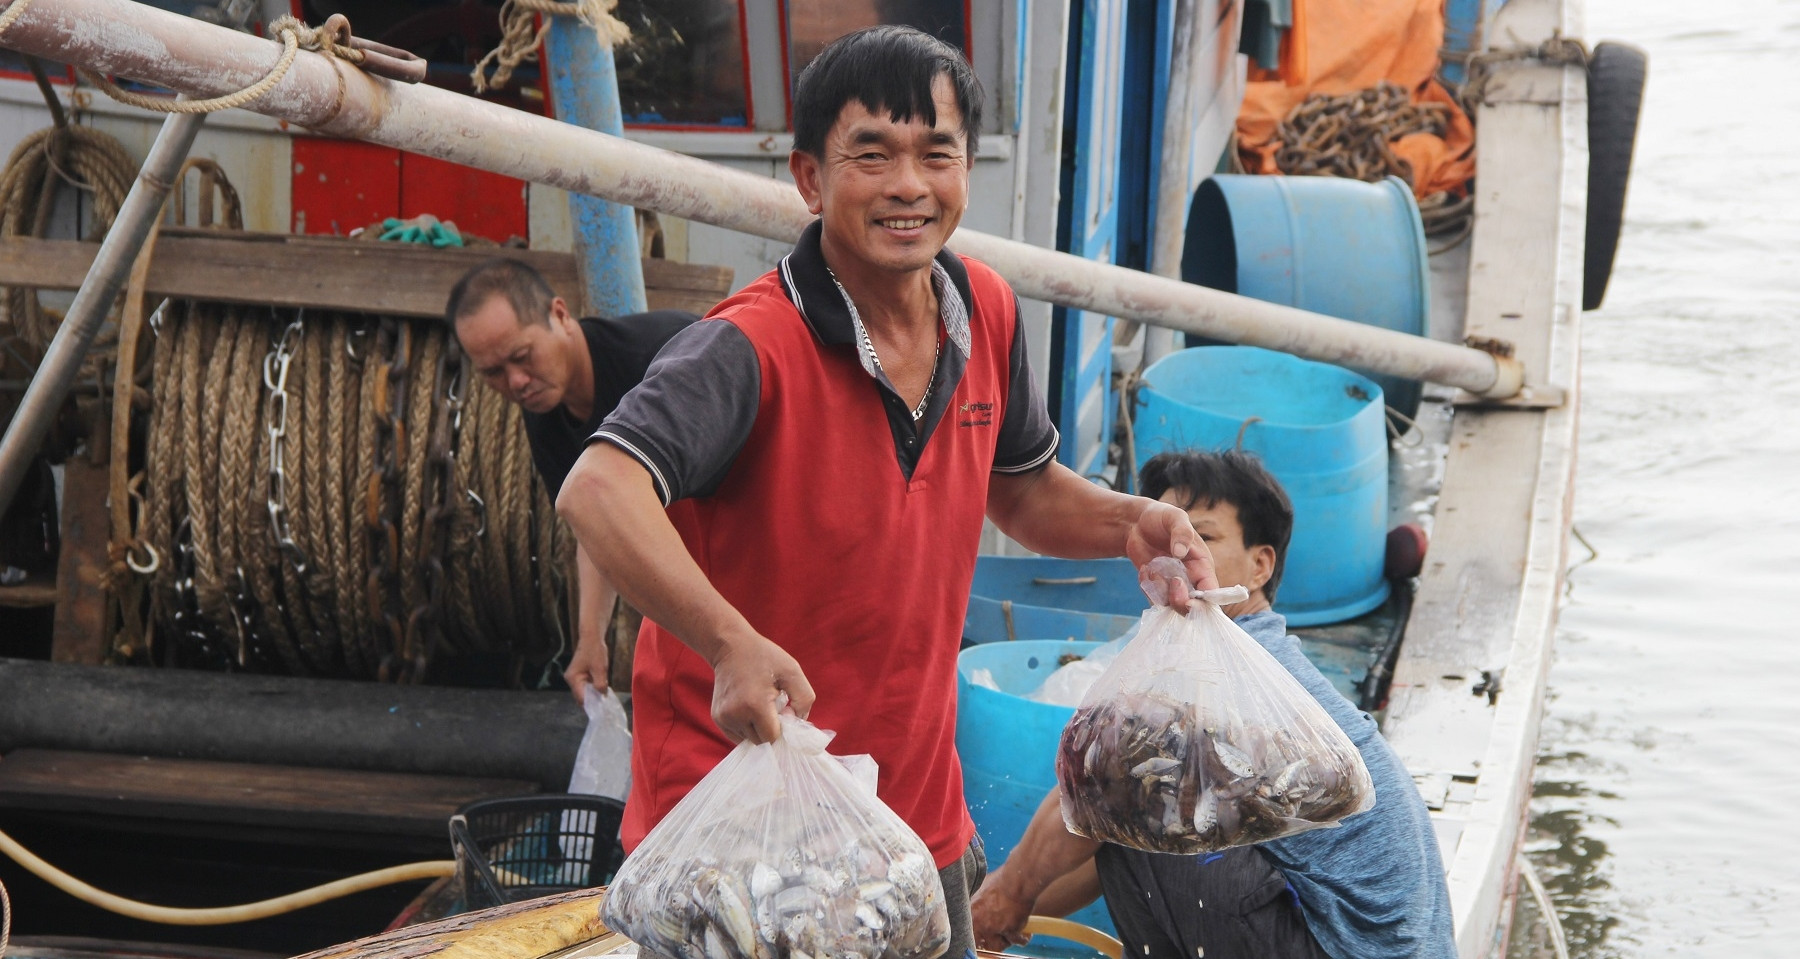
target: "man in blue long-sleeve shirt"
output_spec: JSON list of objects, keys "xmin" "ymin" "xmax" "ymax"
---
[{"xmin": 971, "ymin": 450, "xmax": 1456, "ymax": 959}]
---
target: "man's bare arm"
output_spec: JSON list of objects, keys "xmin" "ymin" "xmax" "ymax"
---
[
  {"xmin": 986, "ymin": 461, "xmax": 1219, "ymax": 602},
  {"xmin": 971, "ymin": 790, "xmax": 1104, "ymax": 950},
  {"xmin": 556, "ymin": 443, "xmax": 815, "ymax": 743},
  {"xmin": 563, "ymin": 544, "xmax": 617, "ymax": 703}
]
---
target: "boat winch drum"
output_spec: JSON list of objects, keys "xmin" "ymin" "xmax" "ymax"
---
[
  {"xmin": 957, "ymin": 640, "xmax": 1118, "ymax": 939},
  {"xmin": 1180, "ymin": 173, "xmax": 1431, "ymax": 421},
  {"xmin": 1133, "ymin": 346, "xmax": 1390, "ymax": 626}
]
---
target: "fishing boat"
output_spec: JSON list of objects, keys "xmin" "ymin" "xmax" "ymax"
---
[{"xmin": 0, "ymin": 0, "xmax": 1640, "ymax": 957}]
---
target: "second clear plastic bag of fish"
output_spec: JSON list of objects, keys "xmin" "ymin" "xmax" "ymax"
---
[
  {"xmin": 602, "ymin": 714, "xmax": 951, "ymax": 959},
  {"xmin": 1056, "ymin": 575, "xmax": 1375, "ymax": 854}
]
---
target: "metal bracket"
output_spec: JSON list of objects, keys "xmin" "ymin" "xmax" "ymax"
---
[{"xmin": 1452, "ymin": 383, "xmax": 1567, "ymax": 409}]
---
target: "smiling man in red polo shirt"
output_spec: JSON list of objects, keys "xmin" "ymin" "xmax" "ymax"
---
[{"xmin": 557, "ymin": 25, "xmax": 1217, "ymax": 958}]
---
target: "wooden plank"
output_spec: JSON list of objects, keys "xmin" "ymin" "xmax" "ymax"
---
[
  {"xmin": 49, "ymin": 454, "xmax": 111, "ymax": 664},
  {"xmin": 0, "ymin": 749, "xmax": 538, "ymax": 838},
  {"xmin": 1379, "ymin": 0, "xmax": 1588, "ymax": 951},
  {"xmin": 0, "ymin": 578, "xmax": 57, "ymax": 606},
  {"xmin": 297, "ymin": 887, "xmax": 615, "ymax": 959},
  {"xmin": 0, "ymin": 231, "xmax": 735, "ymax": 319}
]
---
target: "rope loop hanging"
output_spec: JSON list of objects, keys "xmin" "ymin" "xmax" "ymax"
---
[{"xmin": 471, "ymin": 0, "xmax": 631, "ymax": 94}]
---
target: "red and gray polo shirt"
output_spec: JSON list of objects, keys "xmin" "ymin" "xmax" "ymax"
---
[{"xmin": 592, "ymin": 220, "xmax": 1058, "ymax": 867}]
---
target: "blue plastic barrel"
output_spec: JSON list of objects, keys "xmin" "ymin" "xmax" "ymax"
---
[
  {"xmin": 1180, "ymin": 174, "xmax": 1429, "ymax": 420},
  {"xmin": 957, "ymin": 640, "xmax": 1117, "ymax": 938},
  {"xmin": 1133, "ymin": 346, "xmax": 1391, "ymax": 626}
]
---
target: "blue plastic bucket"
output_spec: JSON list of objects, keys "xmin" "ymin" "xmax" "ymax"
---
[
  {"xmin": 1133, "ymin": 346, "xmax": 1391, "ymax": 626},
  {"xmin": 957, "ymin": 640, "xmax": 1117, "ymax": 937},
  {"xmin": 1180, "ymin": 174, "xmax": 1430, "ymax": 420},
  {"xmin": 969, "ymin": 556, "xmax": 1141, "ymax": 615},
  {"xmin": 963, "ymin": 595, "xmax": 1140, "ymax": 645}
]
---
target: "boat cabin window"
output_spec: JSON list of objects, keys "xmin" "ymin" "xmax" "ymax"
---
[
  {"xmin": 613, "ymin": 0, "xmax": 752, "ymax": 127},
  {"xmin": 784, "ymin": 1, "xmax": 969, "ymax": 98}
]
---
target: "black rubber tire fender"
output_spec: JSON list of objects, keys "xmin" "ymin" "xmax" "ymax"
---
[{"xmin": 1583, "ymin": 41, "xmax": 1649, "ymax": 311}]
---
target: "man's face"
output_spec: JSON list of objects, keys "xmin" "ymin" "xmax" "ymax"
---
[
  {"xmin": 456, "ymin": 294, "xmax": 576, "ymax": 415},
  {"xmin": 790, "ymin": 74, "xmax": 972, "ymax": 280},
  {"xmin": 1158, "ymin": 490, "xmax": 1275, "ymax": 599}
]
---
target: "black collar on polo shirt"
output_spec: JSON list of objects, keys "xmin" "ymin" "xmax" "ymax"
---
[{"xmin": 777, "ymin": 220, "xmax": 975, "ymax": 345}]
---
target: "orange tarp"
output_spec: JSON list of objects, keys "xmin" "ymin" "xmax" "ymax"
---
[{"xmin": 1237, "ymin": 0, "xmax": 1476, "ymax": 197}]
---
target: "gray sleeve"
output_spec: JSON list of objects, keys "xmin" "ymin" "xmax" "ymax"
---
[
  {"xmin": 992, "ymin": 304, "xmax": 1060, "ymax": 474},
  {"xmin": 590, "ymin": 320, "xmax": 760, "ymax": 505}
]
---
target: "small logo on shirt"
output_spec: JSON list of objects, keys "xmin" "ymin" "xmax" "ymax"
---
[{"xmin": 958, "ymin": 401, "xmax": 994, "ymax": 428}]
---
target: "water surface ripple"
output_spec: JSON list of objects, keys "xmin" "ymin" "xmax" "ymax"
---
[{"xmin": 1512, "ymin": 0, "xmax": 1800, "ymax": 955}]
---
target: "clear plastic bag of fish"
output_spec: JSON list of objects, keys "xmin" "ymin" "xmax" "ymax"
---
[
  {"xmin": 1055, "ymin": 560, "xmax": 1375, "ymax": 853},
  {"xmin": 602, "ymin": 713, "xmax": 951, "ymax": 959}
]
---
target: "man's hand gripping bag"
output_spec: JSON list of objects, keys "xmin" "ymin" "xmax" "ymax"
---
[
  {"xmin": 602, "ymin": 714, "xmax": 951, "ymax": 959},
  {"xmin": 1056, "ymin": 567, "xmax": 1375, "ymax": 854}
]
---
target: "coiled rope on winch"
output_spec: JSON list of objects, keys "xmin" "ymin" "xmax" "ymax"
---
[{"xmin": 128, "ymin": 304, "xmax": 572, "ymax": 682}]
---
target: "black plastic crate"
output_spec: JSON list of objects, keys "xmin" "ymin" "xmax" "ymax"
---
[{"xmin": 449, "ymin": 793, "xmax": 627, "ymax": 909}]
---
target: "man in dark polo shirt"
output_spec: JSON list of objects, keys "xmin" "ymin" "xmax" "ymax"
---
[
  {"xmin": 446, "ymin": 259, "xmax": 696, "ymax": 700},
  {"xmin": 555, "ymin": 27, "xmax": 1218, "ymax": 958}
]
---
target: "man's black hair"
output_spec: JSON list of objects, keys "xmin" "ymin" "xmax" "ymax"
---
[
  {"xmin": 1139, "ymin": 450, "xmax": 1295, "ymax": 604},
  {"xmin": 792, "ymin": 25, "xmax": 983, "ymax": 160},
  {"xmin": 445, "ymin": 258, "xmax": 556, "ymax": 329}
]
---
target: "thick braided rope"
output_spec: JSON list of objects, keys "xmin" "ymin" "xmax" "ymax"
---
[
  {"xmin": 396, "ymin": 327, "xmax": 440, "ymax": 661},
  {"xmin": 0, "ymin": 0, "xmax": 34, "ymax": 37},
  {"xmin": 471, "ymin": 0, "xmax": 629, "ymax": 93},
  {"xmin": 322, "ymin": 317, "xmax": 366, "ymax": 675},
  {"xmin": 186, "ymin": 308, "xmax": 233, "ymax": 626},
  {"xmin": 297, "ymin": 314, "xmax": 340, "ymax": 662}
]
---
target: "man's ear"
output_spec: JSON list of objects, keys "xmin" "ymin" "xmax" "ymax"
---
[
  {"xmin": 1249, "ymin": 543, "xmax": 1277, "ymax": 592},
  {"xmin": 547, "ymin": 296, "xmax": 574, "ymax": 327},
  {"xmin": 789, "ymin": 150, "xmax": 824, "ymax": 215}
]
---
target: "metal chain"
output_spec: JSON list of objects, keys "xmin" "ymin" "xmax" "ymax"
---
[
  {"xmin": 170, "ymin": 516, "xmax": 220, "ymax": 665},
  {"xmin": 262, "ymin": 313, "xmax": 308, "ymax": 574},
  {"xmin": 369, "ymin": 317, "xmax": 411, "ymax": 682},
  {"xmin": 400, "ymin": 338, "xmax": 466, "ymax": 681},
  {"xmin": 1275, "ymin": 81, "xmax": 1449, "ymax": 186}
]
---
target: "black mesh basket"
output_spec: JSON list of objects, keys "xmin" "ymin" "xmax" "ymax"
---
[{"xmin": 449, "ymin": 793, "xmax": 627, "ymax": 909}]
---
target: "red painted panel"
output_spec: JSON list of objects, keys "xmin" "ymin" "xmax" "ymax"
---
[
  {"xmin": 291, "ymin": 138, "xmax": 402, "ymax": 236},
  {"xmin": 398, "ymin": 154, "xmax": 531, "ymax": 246}
]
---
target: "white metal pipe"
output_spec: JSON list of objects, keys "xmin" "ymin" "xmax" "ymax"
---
[
  {"xmin": 0, "ymin": 109, "xmax": 203, "ymax": 517},
  {"xmin": 0, "ymin": 0, "xmax": 1522, "ymax": 397}
]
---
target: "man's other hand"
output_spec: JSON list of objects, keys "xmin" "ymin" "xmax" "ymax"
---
[
  {"xmin": 971, "ymin": 865, "xmax": 1036, "ymax": 951},
  {"xmin": 709, "ymin": 632, "xmax": 817, "ymax": 744},
  {"xmin": 1128, "ymin": 499, "xmax": 1219, "ymax": 610},
  {"xmin": 564, "ymin": 632, "xmax": 610, "ymax": 704}
]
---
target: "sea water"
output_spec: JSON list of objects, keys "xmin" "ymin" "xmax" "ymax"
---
[{"xmin": 1508, "ymin": 0, "xmax": 1800, "ymax": 954}]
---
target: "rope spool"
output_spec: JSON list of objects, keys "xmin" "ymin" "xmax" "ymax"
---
[
  {"xmin": 128, "ymin": 304, "xmax": 572, "ymax": 682},
  {"xmin": 0, "ymin": 124, "xmax": 136, "ymax": 349}
]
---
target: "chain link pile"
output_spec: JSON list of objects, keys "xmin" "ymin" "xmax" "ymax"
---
[{"xmin": 129, "ymin": 304, "xmax": 572, "ymax": 682}]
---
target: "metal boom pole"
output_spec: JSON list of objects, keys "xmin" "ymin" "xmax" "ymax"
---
[{"xmin": 0, "ymin": 0, "xmax": 1526, "ymax": 399}]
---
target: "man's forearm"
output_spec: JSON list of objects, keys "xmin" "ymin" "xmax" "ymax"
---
[
  {"xmin": 576, "ymin": 544, "xmax": 617, "ymax": 642},
  {"xmin": 557, "ymin": 443, "xmax": 755, "ymax": 667},
  {"xmin": 996, "ymin": 791, "xmax": 1104, "ymax": 905},
  {"xmin": 988, "ymin": 462, "xmax": 1151, "ymax": 558}
]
